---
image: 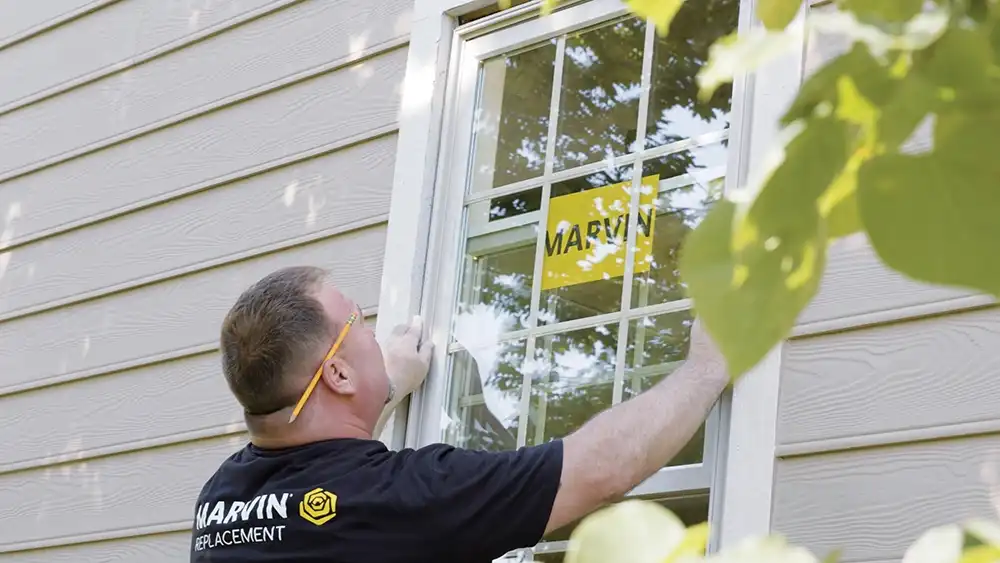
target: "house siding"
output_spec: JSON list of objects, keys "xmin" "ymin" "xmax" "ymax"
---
[
  {"xmin": 0, "ymin": 0, "xmax": 408, "ymax": 558},
  {"xmin": 769, "ymin": 3, "xmax": 998, "ymax": 560}
]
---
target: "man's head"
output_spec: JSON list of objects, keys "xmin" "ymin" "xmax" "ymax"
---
[{"xmin": 220, "ymin": 266, "xmax": 390, "ymax": 440}]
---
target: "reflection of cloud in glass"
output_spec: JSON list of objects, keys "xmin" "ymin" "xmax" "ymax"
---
[{"xmin": 453, "ymin": 304, "xmax": 518, "ymax": 425}]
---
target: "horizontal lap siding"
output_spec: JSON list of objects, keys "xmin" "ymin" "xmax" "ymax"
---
[
  {"xmin": 773, "ymin": 436, "xmax": 1000, "ymax": 563},
  {"xmin": 771, "ymin": 6, "xmax": 998, "ymax": 563},
  {"xmin": 2, "ymin": 532, "xmax": 190, "ymax": 563},
  {"xmin": 0, "ymin": 0, "xmax": 410, "ymax": 557}
]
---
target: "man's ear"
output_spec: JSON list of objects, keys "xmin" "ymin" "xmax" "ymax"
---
[{"xmin": 321, "ymin": 357, "xmax": 357, "ymax": 397}]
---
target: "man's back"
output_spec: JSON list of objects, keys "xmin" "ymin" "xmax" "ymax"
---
[{"xmin": 190, "ymin": 438, "xmax": 562, "ymax": 563}]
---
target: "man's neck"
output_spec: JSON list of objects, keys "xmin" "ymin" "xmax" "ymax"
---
[{"xmin": 247, "ymin": 410, "xmax": 372, "ymax": 449}]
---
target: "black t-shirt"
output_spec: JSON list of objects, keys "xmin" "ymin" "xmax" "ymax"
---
[{"xmin": 189, "ymin": 438, "xmax": 563, "ymax": 562}]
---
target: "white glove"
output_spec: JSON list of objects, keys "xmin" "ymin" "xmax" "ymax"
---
[{"xmin": 383, "ymin": 315, "xmax": 433, "ymax": 399}]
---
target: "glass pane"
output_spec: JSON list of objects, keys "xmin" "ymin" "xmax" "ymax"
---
[
  {"xmin": 533, "ymin": 494, "xmax": 711, "ymax": 560},
  {"xmin": 625, "ymin": 310, "xmax": 704, "ymax": 466},
  {"xmin": 554, "ymin": 17, "xmax": 647, "ymax": 171},
  {"xmin": 470, "ymin": 41, "xmax": 557, "ymax": 191},
  {"xmin": 459, "ymin": 204, "xmax": 539, "ymax": 332},
  {"xmin": 630, "ymin": 143, "xmax": 727, "ymax": 307},
  {"xmin": 443, "ymin": 341, "xmax": 528, "ymax": 452},
  {"xmin": 527, "ymin": 324, "xmax": 618, "ymax": 445},
  {"xmin": 644, "ymin": 0, "xmax": 738, "ymax": 149}
]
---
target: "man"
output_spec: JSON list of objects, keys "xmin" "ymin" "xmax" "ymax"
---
[{"xmin": 190, "ymin": 266, "xmax": 728, "ymax": 562}]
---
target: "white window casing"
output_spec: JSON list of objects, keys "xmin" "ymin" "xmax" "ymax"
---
[{"xmin": 378, "ymin": 0, "xmax": 807, "ymax": 553}]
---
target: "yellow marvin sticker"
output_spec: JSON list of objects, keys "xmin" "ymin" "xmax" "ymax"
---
[
  {"xmin": 542, "ymin": 175, "xmax": 659, "ymax": 291},
  {"xmin": 299, "ymin": 487, "xmax": 337, "ymax": 526}
]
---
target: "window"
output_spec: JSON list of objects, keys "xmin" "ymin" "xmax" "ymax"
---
[{"xmin": 420, "ymin": 0, "xmax": 741, "ymax": 559}]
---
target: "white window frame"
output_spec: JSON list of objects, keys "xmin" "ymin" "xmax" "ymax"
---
[{"xmin": 376, "ymin": 0, "xmax": 806, "ymax": 552}]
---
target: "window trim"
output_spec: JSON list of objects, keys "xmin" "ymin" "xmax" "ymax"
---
[{"xmin": 378, "ymin": 0, "xmax": 799, "ymax": 553}]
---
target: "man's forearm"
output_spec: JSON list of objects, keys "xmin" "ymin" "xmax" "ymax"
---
[{"xmin": 565, "ymin": 358, "xmax": 728, "ymax": 501}]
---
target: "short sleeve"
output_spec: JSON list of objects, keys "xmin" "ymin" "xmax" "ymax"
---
[{"xmin": 394, "ymin": 440, "xmax": 564, "ymax": 561}]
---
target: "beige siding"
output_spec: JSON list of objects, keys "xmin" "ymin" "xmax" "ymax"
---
[
  {"xmin": 770, "ymin": 4, "xmax": 1000, "ymax": 562},
  {"xmin": 0, "ymin": 0, "xmax": 409, "ymax": 557}
]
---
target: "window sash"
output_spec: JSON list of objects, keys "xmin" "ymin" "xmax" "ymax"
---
[{"xmin": 412, "ymin": 0, "xmax": 742, "ymax": 510}]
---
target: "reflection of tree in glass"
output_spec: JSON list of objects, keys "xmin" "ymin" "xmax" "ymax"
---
[
  {"xmin": 488, "ymin": 0, "xmax": 737, "ymax": 185},
  {"xmin": 461, "ymin": 316, "xmax": 703, "ymax": 465},
  {"xmin": 456, "ymin": 0, "xmax": 736, "ymax": 458}
]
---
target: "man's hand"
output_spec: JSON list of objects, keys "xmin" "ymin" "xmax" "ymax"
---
[{"xmin": 383, "ymin": 316, "xmax": 433, "ymax": 399}]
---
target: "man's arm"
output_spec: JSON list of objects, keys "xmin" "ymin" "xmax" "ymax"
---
[{"xmin": 545, "ymin": 320, "xmax": 728, "ymax": 534}]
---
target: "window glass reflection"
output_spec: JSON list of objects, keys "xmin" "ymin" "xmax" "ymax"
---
[
  {"xmin": 527, "ymin": 324, "xmax": 618, "ymax": 445},
  {"xmin": 470, "ymin": 42, "xmax": 557, "ymax": 191},
  {"xmin": 554, "ymin": 18, "xmax": 647, "ymax": 171},
  {"xmin": 644, "ymin": 0, "xmax": 737, "ymax": 149},
  {"xmin": 444, "ymin": 341, "xmax": 529, "ymax": 452}
]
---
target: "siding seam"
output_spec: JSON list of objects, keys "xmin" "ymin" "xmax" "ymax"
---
[
  {"xmin": 0, "ymin": 422, "xmax": 248, "ymax": 478},
  {"xmin": 0, "ymin": 0, "xmax": 306, "ymax": 115},
  {"xmin": 0, "ymin": 520, "xmax": 192, "ymax": 555},
  {"xmin": 0, "ymin": 213, "xmax": 388, "ymax": 328},
  {"xmin": 775, "ymin": 417, "xmax": 1000, "ymax": 458},
  {"xmin": 0, "ymin": 0, "xmax": 123, "ymax": 51},
  {"xmin": 0, "ymin": 124, "xmax": 399, "ymax": 253},
  {"xmin": 0, "ymin": 309, "xmax": 377, "ymax": 400},
  {"xmin": 0, "ymin": 37, "xmax": 410, "ymax": 182},
  {"xmin": 792, "ymin": 294, "xmax": 996, "ymax": 339}
]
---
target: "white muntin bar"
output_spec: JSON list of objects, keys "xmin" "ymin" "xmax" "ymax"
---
[
  {"xmin": 518, "ymin": 34, "xmax": 566, "ymax": 449},
  {"xmin": 611, "ymin": 18, "xmax": 657, "ymax": 405}
]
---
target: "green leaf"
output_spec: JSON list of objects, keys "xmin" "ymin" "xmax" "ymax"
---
[
  {"xmin": 858, "ymin": 111, "xmax": 1000, "ymax": 297},
  {"xmin": 757, "ymin": 0, "xmax": 800, "ymax": 30},
  {"xmin": 822, "ymin": 548, "xmax": 844, "ymax": 563},
  {"xmin": 565, "ymin": 500, "xmax": 688, "ymax": 563},
  {"xmin": 698, "ymin": 26, "xmax": 804, "ymax": 100},
  {"xmin": 783, "ymin": 44, "xmax": 895, "ymax": 126},
  {"xmin": 682, "ymin": 117, "xmax": 849, "ymax": 376},
  {"xmin": 665, "ymin": 522, "xmax": 710, "ymax": 563},
  {"xmin": 626, "ymin": 0, "xmax": 686, "ymax": 35},
  {"xmin": 840, "ymin": 0, "xmax": 925, "ymax": 23},
  {"xmin": 821, "ymin": 161, "xmax": 862, "ymax": 239},
  {"xmin": 540, "ymin": 0, "xmax": 559, "ymax": 14}
]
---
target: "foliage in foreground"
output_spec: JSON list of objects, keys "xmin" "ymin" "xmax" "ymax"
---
[
  {"xmin": 515, "ymin": 0, "xmax": 1000, "ymax": 379},
  {"xmin": 562, "ymin": 501, "xmax": 1000, "ymax": 563}
]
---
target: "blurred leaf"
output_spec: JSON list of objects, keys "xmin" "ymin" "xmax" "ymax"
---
[
  {"xmin": 704, "ymin": 535, "xmax": 820, "ymax": 563},
  {"xmin": 841, "ymin": 0, "xmax": 925, "ymax": 23},
  {"xmin": 664, "ymin": 522, "xmax": 710, "ymax": 563},
  {"xmin": 626, "ymin": 0, "xmax": 687, "ymax": 35},
  {"xmin": 757, "ymin": 0, "xmax": 800, "ymax": 30},
  {"xmin": 902, "ymin": 525, "xmax": 963, "ymax": 563},
  {"xmin": 540, "ymin": 0, "xmax": 559, "ymax": 14},
  {"xmin": 965, "ymin": 520, "xmax": 1000, "ymax": 547},
  {"xmin": 822, "ymin": 548, "xmax": 843, "ymax": 563},
  {"xmin": 698, "ymin": 26, "xmax": 803, "ymax": 99},
  {"xmin": 959, "ymin": 545, "xmax": 1000, "ymax": 563},
  {"xmin": 498, "ymin": 0, "xmax": 511, "ymax": 8},
  {"xmin": 858, "ymin": 109, "xmax": 1000, "ymax": 296},
  {"xmin": 566, "ymin": 500, "xmax": 688, "ymax": 563},
  {"xmin": 682, "ymin": 117, "xmax": 849, "ymax": 376},
  {"xmin": 783, "ymin": 44, "xmax": 895, "ymax": 125}
]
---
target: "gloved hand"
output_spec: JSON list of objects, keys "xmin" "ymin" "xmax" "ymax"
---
[{"xmin": 383, "ymin": 315, "xmax": 433, "ymax": 399}]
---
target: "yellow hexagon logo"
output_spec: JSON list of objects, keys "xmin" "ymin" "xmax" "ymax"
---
[{"xmin": 299, "ymin": 487, "xmax": 337, "ymax": 526}]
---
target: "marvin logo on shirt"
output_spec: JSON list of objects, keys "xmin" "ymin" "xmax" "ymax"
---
[
  {"xmin": 192, "ymin": 488, "xmax": 340, "ymax": 552},
  {"xmin": 299, "ymin": 487, "xmax": 338, "ymax": 526}
]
